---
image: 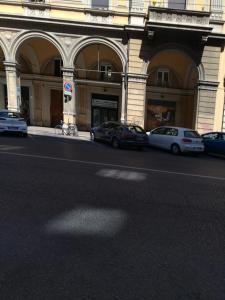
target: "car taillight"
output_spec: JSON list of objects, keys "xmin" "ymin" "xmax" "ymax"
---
[{"xmin": 182, "ymin": 138, "xmax": 192, "ymax": 143}]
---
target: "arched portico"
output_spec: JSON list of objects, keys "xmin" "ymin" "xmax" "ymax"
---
[
  {"xmin": 145, "ymin": 48, "xmax": 199, "ymax": 130},
  {"xmin": 72, "ymin": 38, "xmax": 126, "ymax": 130},
  {"xmin": 5, "ymin": 33, "xmax": 67, "ymax": 126}
]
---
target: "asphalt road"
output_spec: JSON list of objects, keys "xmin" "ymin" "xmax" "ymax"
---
[{"xmin": 0, "ymin": 134, "xmax": 225, "ymax": 300}]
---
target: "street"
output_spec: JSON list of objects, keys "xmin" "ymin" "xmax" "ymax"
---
[{"xmin": 0, "ymin": 134, "xmax": 225, "ymax": 300}]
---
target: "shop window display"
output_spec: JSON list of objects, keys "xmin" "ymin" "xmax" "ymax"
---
[{"xmin": 147, "ymin": 99, "xmax": 176, "ymax": 130}]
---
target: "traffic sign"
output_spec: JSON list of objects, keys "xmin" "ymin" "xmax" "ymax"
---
[{"xmin": 64, "ymin": 82, "xmax": 72, "ymax": 92}]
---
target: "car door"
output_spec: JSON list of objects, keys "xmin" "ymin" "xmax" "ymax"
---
[
  {"xmin": 202, "ymin": 133, "xmax": 219, "ymax": 153},
  {"xmin": 162, "ymin": 128, "xmax": 178, "ymax": 150},
  {"xmin": 216, "ymin": 133, "xmax": 225, "ymax": 155},
  {"xmin": 149, "ymin": 127, "xmax": 166, "ymax": 147}
]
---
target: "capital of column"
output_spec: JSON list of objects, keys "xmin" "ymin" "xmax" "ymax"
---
[
  {"xmin": 4, "ymin": 61, "xmax": 18, "ymax": 72},
  {"xmin": 127, "ymin": 73, "xmax": 148, "ymax": 83},
  {"xmin": 61, "ymin": 67, "xmax": 74, "ymax": 77},
  {"xmin": 198, "ymin": 80, "xmax": 219, "ymax": 91}
]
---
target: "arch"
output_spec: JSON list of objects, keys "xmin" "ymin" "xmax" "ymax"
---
[
  {"xmin": 70, "ymin": 36, "xmax": 126, "ymax": 72},
  {"xmin": 0, "ymin": 38, "xmax": 8, "ymax": 60},
  {"xmin": 144, "ymin": 44, "xmax": 201, "ymax": 80},
  {"xmin": 10, "ymin": 31, "xmax": 66, "ymax": 66}
]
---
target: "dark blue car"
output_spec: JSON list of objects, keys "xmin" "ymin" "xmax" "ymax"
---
[
  {"xmin": 90, "ymin": 122, "xmax": 148, "ymax": 149},
  {"xmin": 201, "ymin": 132, "xmax": 225, "ymax": 156}
]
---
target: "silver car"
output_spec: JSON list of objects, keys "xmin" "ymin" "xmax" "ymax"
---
[
  {"xmin": 0, "ymin": 109, "xmax": 28, "ymax": 136},
  {"xmin": 147, "ymin": 126, "xmax": 204, "ymax": 154}
]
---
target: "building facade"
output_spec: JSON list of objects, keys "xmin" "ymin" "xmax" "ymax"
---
[{"xmin": 0, "ymin": 0, "xmax": 225, "ymax": 133}]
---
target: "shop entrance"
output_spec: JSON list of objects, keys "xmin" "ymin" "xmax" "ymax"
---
[{"xmin": 91, "ymin": 94, "xmax": 118, "ymax": 127}]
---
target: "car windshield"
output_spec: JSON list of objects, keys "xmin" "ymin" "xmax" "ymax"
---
[
  {"xmin": 0, "ymin": 111, "xmax": 22, "ymax": 119},
  {"xmin": 184, "ymin": 130, "xmax": 200, "ymax": 138},
  {"xmin": 125, "ymin": 126, "xmax": 145, "ymax": 134}
]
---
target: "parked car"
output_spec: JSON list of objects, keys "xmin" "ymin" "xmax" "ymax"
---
[
  {"xmin": 201, "ymin": 132, "xmax": 225, "ymax": 156},
  {"xmin": 90, "ymin": 122, "xmax": 148, "ymax": 149},
  {"xmin": 147, "ymin": 126, "xmax": 204, "ymax": 154},
  {"xmin": 0, "ymin": 109, "xmax": 28, "ymax": 136}
]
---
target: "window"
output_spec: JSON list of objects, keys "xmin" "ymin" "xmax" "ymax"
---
[
  {"xmin": 184, "ymin": 131, "xmax": 200, "ymax": 138},
  {"xmin": 151, "ymin": 127, "xmax": 166, "ymax": 135},
  {"xmin": 202, "ymin": 133, "xmax": 219, "ymax": 140},
  {"xmin": 100, "ymin": 64, "xmax": 112, "ymax": 81},
  {"xmin": 165, "ymin": 128, "xmax": 178, "ymax": 136},
  {"xmin": 157, "ymin": 69, "xmax": 169, "ymax": 87},
  {"xmin": 92, "ymin": 0, "xmax": 109, "ymax": 9},
  {"xmin": 54, "ymin": 59, "xmax": 62, "ymax": 77},
  {"xmin": 168, "ymin": 0, "xmax": 186, "ymax": 9}
]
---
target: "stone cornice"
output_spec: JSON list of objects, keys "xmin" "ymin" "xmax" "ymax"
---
[
  {"xmin": 198, "ymin": 80, "xmax": 219, "ymax": 91},
  {"xmin": 0, "ymin": 13, "xmax": 125, "ymax": 32},
  {"xmin": 127, "ymin": 73, "xmax": 148, "ymax": 83}
]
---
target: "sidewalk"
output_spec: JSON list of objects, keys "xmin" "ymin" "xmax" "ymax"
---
[{"xmin": 28, "ymin": 126, "xmax": 91, "ymax": 141}]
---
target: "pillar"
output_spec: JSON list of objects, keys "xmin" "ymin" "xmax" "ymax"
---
[
  {"xmin": 62, "ymin": 67, "xmax": 76, "ymax": 124},
  {"xmin": 126, "ymin": 73, "xmax": 148, "ymax": 128},
  {"xmin": 195, "ymin": 80, "xmax": 218, "ymax": 133},
  {"xmin": 121, "ymin": 74, "xmax": 127, "ymax": 123},
  {"xmin": 4, "ymin": 61, "xmax": 21, "ymax": 112}
]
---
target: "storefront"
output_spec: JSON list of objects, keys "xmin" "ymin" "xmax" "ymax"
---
[
  {"xmin": 91, "ymin": 94, "xmax": 118, "ymax": 127},
  {"xmin": 146, "ymin": 99, "xmax": 176, "ymax": 129}
]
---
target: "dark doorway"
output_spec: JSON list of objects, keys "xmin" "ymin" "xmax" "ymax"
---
[
  {"xmin": 4, "ymin": 84, "xmax": 7, "ymax": 109},
  {"xmin": 21, "ymin": 86, "xmax": 30, "ymax": 124},
  {"xmin": 50, "ymin": 89, "xmax": 63, "ymax": 127},
  {"xmin": 91, "ymin": 94, "xmax": 118, "ymax": 127}
]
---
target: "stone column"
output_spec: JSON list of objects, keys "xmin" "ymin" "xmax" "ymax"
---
[
  {"xmin": 195, "ymin": 80, "xmax": 218, "ymax": 133},
  {"xmin": 4, "ymin": 61, "xmax": 21, "ymax": 112},
  {"xmin": 121, "ymin": 74, "xmax": 127, "ymax": 123},
  {"xmin": 62, "ymin": 67, "xmax": 76, "ymax": 124},
  {"xmin": 126, "ymin": 73, "xmax": 148, "ymax": 128}
]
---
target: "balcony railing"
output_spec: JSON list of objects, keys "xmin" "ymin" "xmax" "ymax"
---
[{"xmin": 149, "ymin": 0, "xmax": 223, "ymax": 20}]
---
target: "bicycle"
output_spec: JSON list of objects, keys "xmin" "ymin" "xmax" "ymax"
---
[{"xmin": 54, "ymin": 121, "xmax": 78, "ymax": 137}]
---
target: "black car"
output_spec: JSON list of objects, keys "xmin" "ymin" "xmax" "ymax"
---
[
  {"xmin": 201, "ymin": 132, "xmax": 225, "ymax": 156},
  {"xmin": 90, "ymin": 122, "xmax": 148, "ymax": 149}
]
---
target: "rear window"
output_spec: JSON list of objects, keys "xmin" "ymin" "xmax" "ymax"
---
[
  {"xmin": 184, "ymin": 130, "xmax": 200, "ymax": 138},
  {"xmin": 0, "ymin": 111, "xmax": 21, "ymax": 118},
  {"xmin": 125, "ymin": 126, "xmax": 145, "ymax": 134}
]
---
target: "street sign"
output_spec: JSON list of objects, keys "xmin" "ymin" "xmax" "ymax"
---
[{"xmin": 64, "ymin": 82, "xmax": 72, "ymax": 92}]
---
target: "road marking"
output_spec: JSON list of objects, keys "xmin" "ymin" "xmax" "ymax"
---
[
  {"xmin": 0, "ymin": 145, "xmax": 24, "ymax": 151},
  {"xmin": 97, "ymin": 169, "xmax": 147, "ymax": 181},
  {"xmin": 0, "ymin": 150, "xmax": 225, "ymax": 181}
]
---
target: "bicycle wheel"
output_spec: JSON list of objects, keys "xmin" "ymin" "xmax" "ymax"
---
[{"xmin": 54, "ymin": 124, "xmax": 62, "ymax": 135}]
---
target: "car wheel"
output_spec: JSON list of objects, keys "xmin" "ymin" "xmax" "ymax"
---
[
  {"xmin": 112, "ymin": 138, "xmax": 120, "ymax": 149},
  {"xmin": 171, "ymin": 143, "xmax": 181, "ymax": 155}
]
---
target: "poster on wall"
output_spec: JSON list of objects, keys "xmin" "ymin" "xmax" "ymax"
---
[{"xmin": 147, "ymin": 100, "xmax": 176, "ymax": 130}]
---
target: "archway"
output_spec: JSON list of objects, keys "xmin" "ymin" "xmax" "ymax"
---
[
  {"xmin": 74, "ymin": 43, "xmax": 123, "ymax": 130},
  {"xmin": 146, "ymin": 49, "xmax": 198, "ymax": 130},
  {"xmin": 16, "ymin": 37, "xmax": 64, "ymax": 126}
]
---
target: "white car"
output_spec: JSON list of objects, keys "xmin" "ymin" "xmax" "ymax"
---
[
  {"xmin": 0, "ymin": 109, "xmax": 28, "ymax": 136},
  {"xmin": 147, "ymin": 126, "xmax": 204, "ymax": 154}
]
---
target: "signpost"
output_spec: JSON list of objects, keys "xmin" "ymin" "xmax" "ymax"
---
[{"xmin": 64, "ymin": 82, "xmax": 72, "ymax": 102}]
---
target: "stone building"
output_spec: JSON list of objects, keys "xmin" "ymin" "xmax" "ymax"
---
[{"xmin": 0, "ymin": 0, "xmax": 224, "ymax": 132}]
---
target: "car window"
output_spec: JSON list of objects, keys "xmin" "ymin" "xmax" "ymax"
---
[
  {"xmin": 184, "ymin": 130, "xmax": 200, "ymax": 138},
  {"xmin": 0, "ymin": 111, "xmax": 21, "ymax": 118},
  {"xmin": 220, "ymin": 134, "xmax": 225, "ymax": 140},
  {"xmin": 151, "ymin": 127, "xmax": 166, "ymax": 135},
  {"xmin": 165, "ymin": 128, "xmax": 178, "ymax": 136},
  {"xmin": 202, "ymin": 133, "xmax": 219, "ymax": 140},
  {"xmin": 125, "ymin": 126, "xmax": 145, "ymax": 134}
]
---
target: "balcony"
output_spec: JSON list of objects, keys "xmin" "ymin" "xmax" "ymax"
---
[{"xmin": 147, "ymin": 6, "xmax": 212, "ymax": 36}]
